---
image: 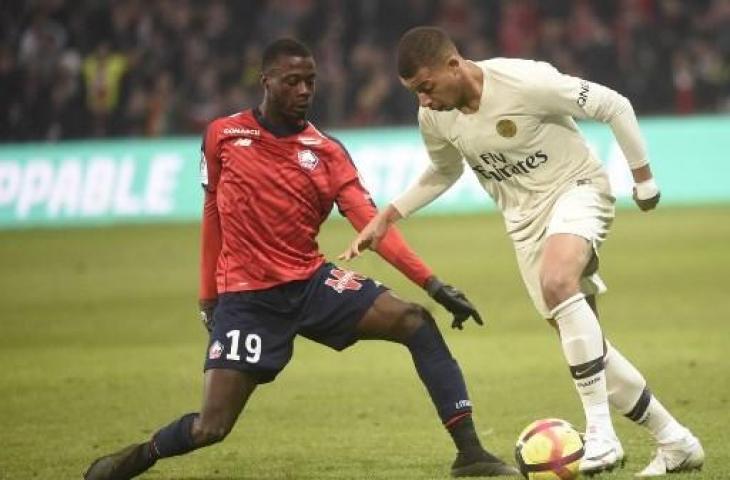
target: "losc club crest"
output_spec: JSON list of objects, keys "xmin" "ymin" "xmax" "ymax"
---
[
  {"xmin": 297, "ymin": 149, "xmax": 319, "ymax": 171},
  {"xmin": 208, "ymin": 340, "xmax": 224, "ymax": 360}
]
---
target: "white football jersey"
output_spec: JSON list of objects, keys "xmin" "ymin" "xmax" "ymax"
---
[{"xmin": 399, "ymin": 58, "xmax": 646, "ymax": 243}]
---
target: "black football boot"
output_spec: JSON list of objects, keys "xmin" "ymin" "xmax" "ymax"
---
[
  {"xmin": 451, "ymin": 448, "xmax": 521, "ymax": 477},
  {"xmin": 83, "ymin": 443, "xmax": 156, "ymax": 480}
]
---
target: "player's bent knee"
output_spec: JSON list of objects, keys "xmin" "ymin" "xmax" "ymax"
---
[
  {"xmin": 540, "ymin": 272, "xmax": 579, "ymax": 309},
  {"xmin": 391, "ymin": 303, "xmax": 429, "ymax": 342}
]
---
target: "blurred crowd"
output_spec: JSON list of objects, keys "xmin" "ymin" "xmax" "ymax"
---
[{"xmin": 1, "ymin": 0, "xmax": 729, "ymax": 141}]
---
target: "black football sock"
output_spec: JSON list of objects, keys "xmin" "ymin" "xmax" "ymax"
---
[
  {"xmin": 405, "ymin": 315, "xmax": 473, "ymax": 428},
  {"xmin": 149, "ymin": 413, "xmax": 198, "ymax": 459},
  {"xmin": 447, "ymin": 415, "xmax": 485, "ymax": 454}
]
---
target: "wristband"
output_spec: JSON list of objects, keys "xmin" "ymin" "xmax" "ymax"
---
[
  {"xmin": 635, "ymin": 178, "xmax": 659, "ymax": 200},
  {"xmin": 424, "ymin": 276, "xmax": 442, "ymax": 297}
]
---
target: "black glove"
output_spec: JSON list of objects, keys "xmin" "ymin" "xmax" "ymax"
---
[
  {"xmin": 425, "ymin": 277, "xmax": 484, "ymax": 330},
  {"xmin": 199, "ymin": 298, "xmax": 218, "ymax": 333}
]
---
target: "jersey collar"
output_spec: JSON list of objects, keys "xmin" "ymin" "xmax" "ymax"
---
[{"xmin": 253, "ymin": 108, "xmax": 308, "ymax": 138}]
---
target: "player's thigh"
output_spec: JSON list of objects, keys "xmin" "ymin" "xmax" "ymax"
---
[
  {"xmin": 205, "ymin": 291, "xmax": 298, "ymax": 384},
  {"xmin": 198, "ymin": 368, "xmax": 258, "ymax": 430},
  {"xmin": 514, "ymin": 240, "xmax": 552, "ymax": 318},
  {"xmin": 540, "ymin": 233, "xmax": 593, "ymax": 283},
  {"xmin": 297, "ymin": 263, "xmax": 391, "ymax": 349},
  {"xmin": 541, "ymin": 186, "xmax": 615, "ymax": 282}
]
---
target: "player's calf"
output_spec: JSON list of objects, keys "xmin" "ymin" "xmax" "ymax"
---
[
  {"xmin": 402, "ymin": 310, "xmax": 518, "ymax": 476},
  {"xmin": 402, "ymin": 308, "xmax": 471, "ymax": 422}
]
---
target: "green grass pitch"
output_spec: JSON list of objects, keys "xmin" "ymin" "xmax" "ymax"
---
[{"xmin": 1, "ymin": 206, "xmax": 728, "ymax": 479}]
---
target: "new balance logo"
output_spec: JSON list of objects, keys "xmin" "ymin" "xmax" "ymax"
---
[{"xmin": 298, "ymin": 136, "xmax": 322, "ymax": 146}]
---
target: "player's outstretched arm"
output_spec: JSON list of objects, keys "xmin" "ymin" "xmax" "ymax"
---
[
  {"xmin": 338, "ymin": 184, "xmax": 484, "ymax": 329},
  {"xmin": 340, "ymin": 204, "xmax": 402, "ymax": 260}
]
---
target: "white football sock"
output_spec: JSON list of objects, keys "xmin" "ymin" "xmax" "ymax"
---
[
  {"xmin": 552, "ymin": 293, "xmax": 614, "ymax": 436},
  {"xmin": 604, "ymin": 341, "xmax": 685, "ymax": 444},
  {"xmin": 604, "ymin": 340, "xmax": 645, "ymax": 411}
]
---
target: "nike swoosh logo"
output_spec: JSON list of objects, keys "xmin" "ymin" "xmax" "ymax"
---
[{"xmin": 586, "ymin": 448, "xmax": 616, "ymax": 461}]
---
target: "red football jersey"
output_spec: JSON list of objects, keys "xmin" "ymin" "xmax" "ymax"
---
[{"xmin": 199, "ymin": 109, "xmax": 433, "ymax": 297}]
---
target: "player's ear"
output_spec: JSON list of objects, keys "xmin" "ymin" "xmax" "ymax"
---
[
  {"xmin": 446, "ymin": 55, "xmax": 461, "ymax": 72},
  {"xmin": 440, "ymin": 57, "xmax": 456, "ymax": 81}
]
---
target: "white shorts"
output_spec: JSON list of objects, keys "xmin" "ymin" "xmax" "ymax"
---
[{"xmin": 513, "ymin": 186, "xmax": 616, "ymax": 318}]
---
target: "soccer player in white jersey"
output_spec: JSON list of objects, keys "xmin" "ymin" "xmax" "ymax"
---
[{"xmin": 341, "ymin": 26, "xmax": 704, "ymax": 476}]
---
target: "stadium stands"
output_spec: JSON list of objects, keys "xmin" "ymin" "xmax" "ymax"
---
[{"xmin": 0, "ymin": 0, "xmax": 728, "ymax": 141}]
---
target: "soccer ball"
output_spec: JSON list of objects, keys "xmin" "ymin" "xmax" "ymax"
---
[{"xmin": 514, "ymin": 418, "xmax": 584, "ymax": 479}]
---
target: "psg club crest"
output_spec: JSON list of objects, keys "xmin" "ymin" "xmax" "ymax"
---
[
  {"xmin": 325, "ymin": 268, "xmax": 365, "ymax": 293},
  {"xmin": 496, "ymin": 119, "xmax": 517, "ymax": 138},
  {"xmin": 297, "ymin": 149, "xmax": 319, "ymax": 171},
  {"xmin": 208, "ymin": 340, "xmax": 224, "ymax": 360}
]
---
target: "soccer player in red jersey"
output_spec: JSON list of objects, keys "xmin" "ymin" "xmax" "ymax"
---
[{"xmin": 84, "ymin": 39, "xmax": 518, "ymax": 479}]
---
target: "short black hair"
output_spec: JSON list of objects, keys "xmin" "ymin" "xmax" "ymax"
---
[
  {"xmin": 261, "ymin": 38, "xmax": 313, "ymax": 72},
  {"xmin": 397, "ymin": 26, "xmax": 457, "ymax": 79}
]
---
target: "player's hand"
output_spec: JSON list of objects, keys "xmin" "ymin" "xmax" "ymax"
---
[
  {"xmin": 633, "ymin": 178, "xmax": 660, "ymax": 212},
  {"xmin": 633, "ymin": 190, "xmax": 660, "ymax": 211},
  {"xmin": 340, "ymin": 217, "xmax": 389, "ymax": 261},
  {"xmin": 425, "ymin": 277, "xmax": 484, "ymax": 330},
  {"xmin": 199, "ymin": 298, "xmax": 218, "ymax": 333}
]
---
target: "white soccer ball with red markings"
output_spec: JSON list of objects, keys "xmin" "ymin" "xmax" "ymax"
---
[{"xmin": 514, "ymin": 418, "xmax": 584, "ymax": 480}]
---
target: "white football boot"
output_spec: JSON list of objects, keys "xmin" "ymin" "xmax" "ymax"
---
[
  {"xmin": 635, "ymin": 429, "xmax": 704, "ymax": 477},
  {"xmin": 579, "ymin": 426, "xmax": 625, "ymax": 475}
]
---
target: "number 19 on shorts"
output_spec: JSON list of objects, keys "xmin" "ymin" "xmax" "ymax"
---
[{"xmin": 225, "ymin": 330, "xmax": 261, "ymax": 363}]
